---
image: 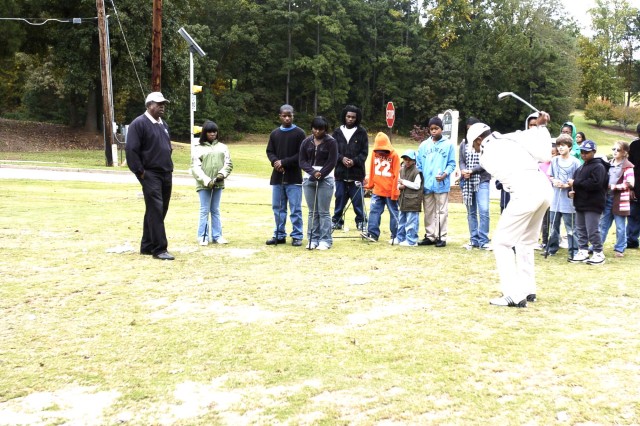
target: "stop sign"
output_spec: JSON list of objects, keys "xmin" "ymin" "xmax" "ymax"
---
[{"xmin": 385, "ymin": 101, "xmax": 395, "ymax": 128}]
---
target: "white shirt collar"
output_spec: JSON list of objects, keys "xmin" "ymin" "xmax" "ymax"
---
[{"xmin": 144, "ymin": 111, "xmax": 163, "ymax": 124}]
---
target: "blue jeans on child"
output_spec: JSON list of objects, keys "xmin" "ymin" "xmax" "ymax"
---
[
  {"xmin": 547, "ymin": 211, "xmax": 578, "ymax": 255},
  {"xmin": 367, "ymin": 194, "xmax": 399, "ymax": 241},
  {"xmin": 198, "ymin": 188, "xmax": 223, "ymax": 242},
  {"xmin": 465, "ymin": 181, "xmax": 490, "ymax": 247},
  {"xmin": 397, "ymin": 211, "xmax": 420, "ymax": 245},
  {"xmin": 271, "ymin": 184, "xmax": 304, "ymax": 240},
  {"xmin": 599, "ymin": 193, "xmax": 627, "ymax": 253}
]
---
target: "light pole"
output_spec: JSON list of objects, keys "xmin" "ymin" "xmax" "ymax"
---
[{"xmin": 177, "ymin": 27, "xmax": 206, "ymax": 150}]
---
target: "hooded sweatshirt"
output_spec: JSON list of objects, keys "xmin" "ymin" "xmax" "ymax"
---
[
  {"xmin": 572, "ymin": 157, "xmax": 609, "ymax": 213},
  {"xmin": 365, "ymin": 132, "xmax": 400, "ymax": 200},
  {"xmin": 416, "ymin": 135, "xmax": 456, "ymax": 194},
  {"xmin": 562, "ymin": 121, "xmax": 582, "ymax": 162}
]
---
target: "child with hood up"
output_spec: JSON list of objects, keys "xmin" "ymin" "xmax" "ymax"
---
[{"xmin": 361, "ymin": 132, "xmax": 401, "ymax": 243}]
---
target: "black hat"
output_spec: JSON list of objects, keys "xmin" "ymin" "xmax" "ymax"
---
[{"xmin": 428, "ymin": 116, "xmax": 443, "ymax": 129}]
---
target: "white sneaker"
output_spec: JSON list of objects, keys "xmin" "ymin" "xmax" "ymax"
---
[
  {"xmin": 398, "ymin": 240, "xmax": 416, "ymax": 247},
  {"xmin": 586, "ymin": 251, "xmax": 605, "ymax": 265},
  {"xmin": 489, "ymin": 296, "xmax": 527, "ymax": 307},
  {"xmin": 199, "ymin": 240, "xmax": 209, "ymax": 246},
  {"xmin": 316, "ymin": 242, "xmax": 331, "ymax": 250},
  {"xmin": 307, "ymin": 242, "xmax": 318, "ymax": 250},
  {"xmin": 569, "ymin": 249, "xmax": 589, "ymax": 263},
  {"xmin": 214, "ymin": 236, "xmax": 229, "ymax": 244},
  {"xmin": 559, "ymin": 237, "xmax": 568, "ymax": 249},
  {"xmin": 388, "ymin": 237, "xmax": 400, "ymax": 245}
]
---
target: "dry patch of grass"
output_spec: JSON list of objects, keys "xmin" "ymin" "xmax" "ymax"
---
[{"xmin": 1, "ymin": 179, "xmax": 640, "ymax": 424}]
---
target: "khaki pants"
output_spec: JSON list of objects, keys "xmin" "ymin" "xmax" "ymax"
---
[
  {"xmin": 422, "ymin": 192, "xmax": 449, "ymax": 242},
  {"xmin": 492, "ymin": 172, "xmax": 552, "ymax": 301}
]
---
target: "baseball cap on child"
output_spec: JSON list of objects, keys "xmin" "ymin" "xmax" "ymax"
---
[
  {"xmin": 401, "ymin": 150, "xmax": 416, "ymax": 160},
  {"xmin": 579, "ymin": 140, "xmax": 597, "ymax": 152}
]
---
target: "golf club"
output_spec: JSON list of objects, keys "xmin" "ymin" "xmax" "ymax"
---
[
  {"xmin": 275, "ymin": 171, "xmax": 285, "ymax": 246},
  {"xmin": 307, "ymin": 180, "xmax": 319, "ymax": 249},
  {"xmin": 497, "ymin": 92, "xmax": 539, "ymax": 112}
]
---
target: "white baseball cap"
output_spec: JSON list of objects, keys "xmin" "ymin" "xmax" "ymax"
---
[
  {"xmin": 467, "ymin": 122, "xmax": 491, "ymax": 143},
  {"xmin": 145, "ymin": 92, "xmax": 170, "ymax": 104}
]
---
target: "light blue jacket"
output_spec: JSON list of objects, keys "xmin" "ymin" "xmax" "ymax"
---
[{"xmin": 416, "ymin": 136, "xmax": 456, "ymax": 194}]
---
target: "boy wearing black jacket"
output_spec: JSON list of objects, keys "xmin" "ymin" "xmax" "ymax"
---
[
  {"xmin": 331, "ymin": 105, "xmax": 369, "ymax": 231},
  {"xmin": 569, "ymin": 140, "xmax": 609, "ymax": 265}
]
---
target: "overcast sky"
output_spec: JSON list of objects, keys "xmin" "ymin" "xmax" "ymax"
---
[{"xmin": 561, "ymin": 0, "xmax": 640, "ymax": 34}]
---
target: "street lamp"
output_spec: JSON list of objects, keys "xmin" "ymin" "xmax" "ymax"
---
[{"xmin": 178, "ymin": 27, "xmax": 206, "ymax": 149}]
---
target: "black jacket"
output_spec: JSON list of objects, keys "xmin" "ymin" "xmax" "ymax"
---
[
  {"xmin": 331, "ymin": 126, "xmax": 368, "ymax": 181},
  {"xmin": 628, "ymin": 137, "xmax": 640, "ymax": 198},
  {"xmin": 299, "ymin": 134, "xmax": 338, "ymax": 180},
  {"xmin": 572, "ymin": 157, "xmax": 609, "ymax": 213},
  {"xmin": 125, "ymin": 114, "xmax": 173, "ymax": 177}
]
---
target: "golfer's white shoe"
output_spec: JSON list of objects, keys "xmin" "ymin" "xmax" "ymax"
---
[
  {"xmin": 307, "ymin": 242, "xmax": 318, "ymax": 250},
  {"xmin": 199, "ymin": 240, "xmax": 209, "ymax": 246},
  {"xmin": 316, "ymin": 242, "xmax": 330, "ymax": 250},
  {"xmin": 489, "ymin": 296, "xmax": 527, "ymax": 308},
  {"xmin": 214, "ymin": 237, "xmax": 229, "ymax": 244}
]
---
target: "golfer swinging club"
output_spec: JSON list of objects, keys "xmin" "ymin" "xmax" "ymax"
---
[{"xmin": 466, "ymin": 111, "xmax": 552, "ymax": 307}]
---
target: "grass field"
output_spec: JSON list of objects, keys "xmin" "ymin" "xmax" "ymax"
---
[
  {"xmin": 1, "ymin": 113, "xmax": 639, "ymax": 424},
  {"xmin": 1, "ymin": 133, "xmax": 640, "ymax": 424}
]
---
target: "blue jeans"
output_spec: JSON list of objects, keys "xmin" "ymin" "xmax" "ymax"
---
[
  {"xmin": 547, "ymin": 211, "xmax": 578, "ymax": 255},
  {"xmin": 599, "ymin": 194, "xmax": 627, "ymax": 253},
  {"xmin": 271, "ymin": 184, "xmax": 303, "ymax": 240},
  {"xmin": 465, "ymin": 181, "xmax": 490, "ymax": 246},
  {"xmin": 367, "ymin": 194, "xmax": 399, "ymax": 240},
  {"xmin": 397, "ymin": 211, "xmax": 420, "ymax": 244},
  {"xmin": 332, "ymin": 181, "xmax": 365, "ymax": 226},
  {"xmin": 626, "ymin": 199, "xmax": 640, "ymax": 247},
  {"xmin": 198, "ymin": 188, "xmax": 223, "ymax": 242},
  {"xmin": 303, "ymin": 177, "xmax": 334, "ymax": 246}
]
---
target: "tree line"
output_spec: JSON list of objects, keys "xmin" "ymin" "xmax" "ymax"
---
[{"xmin": 0, "ymin": 0, "xmax": 638, "ymax": 141}]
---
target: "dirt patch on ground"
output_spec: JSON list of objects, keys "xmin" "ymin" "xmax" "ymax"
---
[{"xmin": 0, "ymin": 118, "xmax": 103, "ymax": 152}]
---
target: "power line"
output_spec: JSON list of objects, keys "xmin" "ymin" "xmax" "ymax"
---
[
  {"xmin": 0, "ymin": 17, "xmax": 98, "ymax": 25},
  {"xmin": 108, "ymin": 0, "xmax": 146, "ymax": 99}
]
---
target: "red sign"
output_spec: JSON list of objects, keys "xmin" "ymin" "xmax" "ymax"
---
[{"xmin": 385, "ymin": 101, "xmax": 395, "ymax": 128}]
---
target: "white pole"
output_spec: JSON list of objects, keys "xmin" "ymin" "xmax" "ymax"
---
[{"xmin": 189, "ymin": 50, "xmax": 195, "ymax": 155}]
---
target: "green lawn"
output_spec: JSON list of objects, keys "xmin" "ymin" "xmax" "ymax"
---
[{"xmin": 1, "ymin": 164, "xmax": 639, "ymax": 423}]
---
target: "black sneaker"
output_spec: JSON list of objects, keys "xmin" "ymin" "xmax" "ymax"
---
[
  {"xmin": 291, "ymin": 239, "xmax": 302, "ymax": 247},
  {"xmin": 356, "ymin": 222, "xmax": 365, "ymax": 232},
  {"xmin": 266, "ymin": 237, "xmax": 286, "ymax": 245},
  {"xmin": 360, "ymin": 232, "xmax": 378, "ymax": 242},
  {"xmin": 417, "ymin": 238, "xmax": 435, "ymax": 246},
  {"xmin": 332, "ymin": 222, "xmax": 343, "ymax": 230},
  {"xmin": 490, "ymin": 296, "xmax": 527, "ymax": 307},
  {"xmin": 435, "ymin": 240, "xmax": 446, "ymax": 248},
  {"xmin": 526, "ymin": 294, "xmax": 536, "ymax": 302}
]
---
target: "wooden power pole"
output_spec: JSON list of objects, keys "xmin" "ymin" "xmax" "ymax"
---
[
  {"xmin": 151, "ymin": 0, "xmax": 162, "ymax": 91},
  {"xmin": 96, "ymin": 0, "xmax": 115, "ymax": 166}
]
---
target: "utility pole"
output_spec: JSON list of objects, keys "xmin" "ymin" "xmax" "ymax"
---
[
  {"xmin": 96, "ymin": 0, "xmax": 115, "ymax": 166},
  {"xmin": 151, "ymin": 0, "xmax": 162, "ymax": 91}
]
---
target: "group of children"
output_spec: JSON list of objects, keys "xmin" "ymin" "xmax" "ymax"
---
[{"xmin": 359, "ymin": 116, "xmax": 456, "ymax": 248}]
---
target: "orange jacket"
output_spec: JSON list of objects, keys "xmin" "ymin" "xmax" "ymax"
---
[{"xmin": 365, "ymin": 132, "xmax": 400, "ymax": 200}]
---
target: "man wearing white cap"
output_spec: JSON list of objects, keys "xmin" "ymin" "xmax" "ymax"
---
[
  {"xmin": 125, "ymin": 92, "xmax": 175, "ymax": 260},
  {"xmin": 466, "ymin": 112, "xmax": 552, "ymax": 307}
]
